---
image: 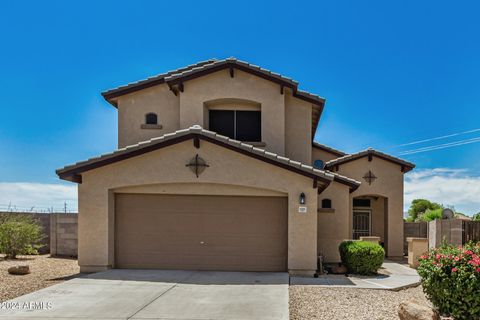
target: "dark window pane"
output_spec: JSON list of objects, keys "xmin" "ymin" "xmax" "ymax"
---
[
  {"xmin": 145, "ymin": 113, "xmax": 158, "ymax": 125},
  {"xmin": 235, "ymin": 111, "xmax": 261, "ymax": 141},
  {"xmin": 321, "ymin": 199, "xmax": 332, "ymax": 209},
  {"xmin": 353, "ymin": 199, "xmax": 371, "ymax": 207},
  {"xmin": 209, "ymin": 110, "xmax": 235, "ymax": 139}
]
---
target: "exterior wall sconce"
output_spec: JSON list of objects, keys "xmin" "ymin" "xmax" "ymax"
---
[{"xmin": 299, "ymin": 192, "xmax": 306, "ymax": 205}]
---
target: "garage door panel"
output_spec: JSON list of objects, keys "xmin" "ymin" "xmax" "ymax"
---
[{"xmin": 115, "ymin": 194, "xmax": 287, "ymax": 271}]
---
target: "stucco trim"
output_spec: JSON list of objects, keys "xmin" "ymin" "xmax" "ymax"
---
[
  {"xmin": 57, "ymin": 126, "xmax": 353, "ymax": 189},
  {"xmin": 325, "ymin": 148, "xmax": 415, "ymax": 172}
]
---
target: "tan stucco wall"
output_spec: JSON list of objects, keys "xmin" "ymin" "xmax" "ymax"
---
[
  {"xmin": 285, "ymin": 93, "xmax": 312, "ymax": 164},
  {"xmin": 370, "ymin": 197, "xmax": 386, "ymax": 242},
  {"xmin": 113, "ymin": 68, "xmax": 318, "ymax": 162},
  {"xmin": 336, "ymin": 157, "xmax": 405, "ymax": 257},
  {"xmin": 116, "ymin": 84, "xmax": 180, "ymax": 148},
  {"xmin": 317, "ymin": 181, "xmax": 351, "ymax": 262},
  {"xmin": 78, "ymin": 139, "xmax": 319, "ymax": 274},
  {"xmin": 312, "ymin": 147, "xmax": 341, "ymax": 165},
  {"xmin": 178, "ymin": 69, "xmax": 286, "ymax": 155}
]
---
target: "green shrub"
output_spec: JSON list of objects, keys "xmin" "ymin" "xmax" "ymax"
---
[
  {"xmin": 418, "ymin": 208, "xmax": 442, "ymax": 222},
  {"xmin": 339, "ymin": 240, "xmax": 385, "ymax": 275},
  {"xmin": 0, "ymin": 215, "xmax": 44, "ymax": 259},
  {"xmin": 417, "ymin": 242, "xmax": 480, "ymax": 320}
]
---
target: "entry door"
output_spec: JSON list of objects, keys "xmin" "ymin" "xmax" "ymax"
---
[{"xmin": 353, "ymin": 211, "xmax": 371, "ymax": 239}]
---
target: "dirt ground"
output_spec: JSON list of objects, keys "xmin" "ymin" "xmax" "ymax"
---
[
  {"xmin": 290, "ymin": 285, "xmax": 433, "ymax": 320},
  {"xmin": 0, "ymin": 254, "xmax": 80, "ymax": 302}
]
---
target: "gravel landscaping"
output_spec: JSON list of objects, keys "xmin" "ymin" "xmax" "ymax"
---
[
  {"xmin": 290, "ymin": 285, "xmax": 431, "ymax": 320},
  {"xmin": 0, "ymin": 254, "xmax": 80, "ymax": 302}
]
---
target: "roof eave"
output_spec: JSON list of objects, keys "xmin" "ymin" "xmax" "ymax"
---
[
  {"xmin": 56, "ymin": 131, "xmax": 334, "ymax": 188},
  {"xmin": 312, "ymin": 141, "xmax": 346, "ymax": 157},
  {"xmin": 99, "ymin": 59, "xmax": 326, "ymax": 109},
  {"xmin": 325, "ymin": 150, "xmax": 415, "ymax": 173}
]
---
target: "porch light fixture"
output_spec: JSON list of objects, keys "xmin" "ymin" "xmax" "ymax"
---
[{"xmin": 299, "ymin": 192, "xmax": 306, "ymax": 205}]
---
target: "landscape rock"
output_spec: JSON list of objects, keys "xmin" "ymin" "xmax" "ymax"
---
[
  {"xmin": 398, "ymin": 300, "xmax": 439, "ymax": 320},
  {"xmin": 8, "ymin": 265, "xmax": 30, "ymax": 275}
]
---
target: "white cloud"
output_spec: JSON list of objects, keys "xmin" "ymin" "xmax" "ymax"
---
[
  {"xmin": 405, "ymin": 168, "xmax": 480, "ymax": 215},
  {"xmin": 0, "ymin": 182, "xmax": 77, "ymax": 213}
]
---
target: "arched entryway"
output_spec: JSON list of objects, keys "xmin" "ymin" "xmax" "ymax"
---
[{"xmin": 352, "ymin": 194, "xmax": 389, "ymax": 253}]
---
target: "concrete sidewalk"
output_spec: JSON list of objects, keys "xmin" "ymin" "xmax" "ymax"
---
[
  {"xmin": 290, "ymin": 260, "xmax": 420, "ymax": 290},
  {"xmin": 0, "ymin": 270, "xmax": 289, "ymax": 320}
]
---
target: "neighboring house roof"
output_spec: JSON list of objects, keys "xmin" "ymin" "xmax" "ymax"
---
[
  {"xmin": 455, "ymin": 214, "xmax": 472, "ymax": 221},
  {"xmin": 101, "ymin": 57, "xmax": 326, "ymax": 138},
  {"xmin": 57, "ymin": 125, "xmax": 360, "ymax": 191},
  {"xmin": 312, "ymin": 142, "xmax": 347, "ymax": 157},
  {"xmin": 324, "ymin": 148, "xmax": 415, "ymax": 173}
]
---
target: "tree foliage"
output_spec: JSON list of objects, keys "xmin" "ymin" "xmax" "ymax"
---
[
  {"xmin": 418, "ymin": 208, "xmax": 443, "ymax": 222},
  {"xmin": 407, "ymin": 199, "xmax": 442, "ymax": 222}
]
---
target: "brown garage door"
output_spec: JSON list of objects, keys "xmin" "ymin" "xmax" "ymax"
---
[{"xmin": 115, "ymin": 194, "xmax": 288, "ymax": 271}]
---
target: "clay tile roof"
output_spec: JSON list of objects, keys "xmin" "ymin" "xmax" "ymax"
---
[
  {"xmin": 101, "ymin": 59, "xmax": 218, "ymax": 103},
  {"xmin": 312, "ymin": 141, "xmax": 347, "ymax": 157},
  {"xmin": 101, "ymin": 57, "xmax": 325, "ymax": 107},
  {"xmin": 100, "ymin": 58, "xmax": 326, "ymax": 139},
  {"xmin": 324, "ymin": 148, "xmax": 415, "ymax": 172},
  {"xmin": 57, "ymin": 125, "xmax": 363, "ymax": 191},
  {"xmin": 163, "ymin": 57, "xmax": 299, "ymax": 87},
  {"xmin": 327, "ymin": 171, "xmax": 362, "ymax": 190}
]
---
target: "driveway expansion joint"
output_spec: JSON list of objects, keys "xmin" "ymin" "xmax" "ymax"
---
[{"xmin": 126, "ymin": 283, "xmax": 179, "ymax": 320}]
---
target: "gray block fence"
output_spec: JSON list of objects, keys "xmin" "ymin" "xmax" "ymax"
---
[
  {"xmin": 0, "ymin": 211, "xmax": 77, "ymax": 256},
  {"xmin": 50, "ymin": 213, "xmax": 78, "ymax": 256}
]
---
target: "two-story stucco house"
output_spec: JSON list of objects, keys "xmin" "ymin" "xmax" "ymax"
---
[{"xmin": 57, "ymin": 58, "xmax": 414, "ymax": 276}]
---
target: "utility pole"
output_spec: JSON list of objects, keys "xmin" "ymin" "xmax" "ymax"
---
[{"xmin": 64, "ymin": 201, "xmax": 67, "ymax": 213}]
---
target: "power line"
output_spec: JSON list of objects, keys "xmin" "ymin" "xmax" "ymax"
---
[
  {"xmin": 398, "ymin": 136, "xmax": 480, "ymax": 155},
  {"xmin": 395, "ymin": 128, "xmax": 480, "ymax": 147}
]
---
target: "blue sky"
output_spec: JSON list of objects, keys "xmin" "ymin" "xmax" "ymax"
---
[{"xmin": 0, "ymin": 1, "xmax": 479, "ymax": 214}]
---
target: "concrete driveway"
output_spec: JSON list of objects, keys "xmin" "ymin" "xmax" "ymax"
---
[{"xmin": 0, "ymin": 269, "xmax": 289, "ymax": 320}]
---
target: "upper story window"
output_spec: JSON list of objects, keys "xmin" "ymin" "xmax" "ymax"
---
[
  {"xmin": 209, "ymin": 110, "xmax": 261, "ymax": 142},
  {"xmin": 145, "ymin": 113, "xmax": 158, "ymax": 125}
]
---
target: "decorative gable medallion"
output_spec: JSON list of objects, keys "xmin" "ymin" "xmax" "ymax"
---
[
  {"xmin": 186, "ymin": 154, "xmax": 209, "ymax": 178},
  {"xmin": 363, "ymin": 170, "xmax": 377, "ymax": 185}
]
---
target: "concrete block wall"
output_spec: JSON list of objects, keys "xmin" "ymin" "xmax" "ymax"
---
[
  {"xmin": 428, "ymin": 219, "xmax": 463, "ymax": 249},
  {"xmin": 50, "ymin": 213, "xmax": 78, "ymax": 257}
]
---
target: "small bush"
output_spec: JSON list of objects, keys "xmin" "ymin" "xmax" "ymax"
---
[
  {"xmin": 339, "ymin": 240, "xmax": 385, "ymax": 275},
  {"xmin": 417, "ymin": 242, "xmax": 480, "ymax": 320},
  {"xmin": 418, "ymin": 208, "xmax": 442, "ymax": 222},
  {"xmin": 0, "ymin": 215, "xmax": 44, "ymax": 259}
]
